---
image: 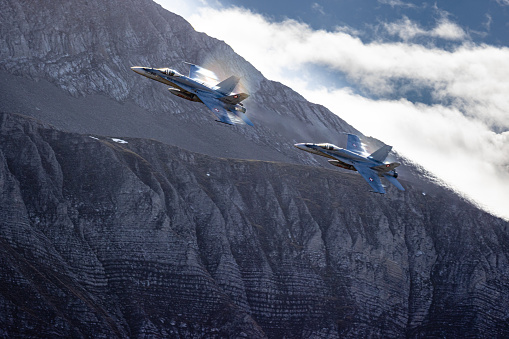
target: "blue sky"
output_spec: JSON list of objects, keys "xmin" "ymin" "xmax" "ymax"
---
[
  {"xmin": 228, "ymin": 0, "xmax": 509, "ymax": 46},
  {"xmin": 155, "ymin": 0, "xmax": 509, "ymax": 220}
]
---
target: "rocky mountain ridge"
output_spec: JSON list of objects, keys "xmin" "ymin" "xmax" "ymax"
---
[
  {"xmin": 1, "ymin": 0, "xmax": 508, "ymax": 337},
  {"xmin": 0, "ymin": 112, "xmax": 508, "ymax": 337},
  {"xmin": 0, "ymin": 0, "xmax": 357, "ymax": 167}
]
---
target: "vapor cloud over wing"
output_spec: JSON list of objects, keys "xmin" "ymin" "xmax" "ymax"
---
[{"xmin": 156, "ymin": 0, "xmax": 509, "ymax": 220}]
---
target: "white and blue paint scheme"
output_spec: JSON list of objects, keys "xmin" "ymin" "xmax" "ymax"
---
[
  {"xmin": 295, "ymin": 134, "xmax": 404, "ymax": 194},
  {"xmin": 131, "ymin": 63, "xmax": 253, "ymax": 126}
]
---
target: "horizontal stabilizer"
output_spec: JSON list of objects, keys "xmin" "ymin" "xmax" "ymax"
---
[
  {"xmin": 369, "ymin": 145, "xmax": 392, "ymax": 162},
  {"xmin": 383, "ymin": 174, "xmax": 405, "ymax": 191},
  {"xmin": 219, "ymin": 93, "xmax": 249, "ymax": 105},
  {"xmin": 238, "ymin": 112, "xmax": 254, "ymax": 126},
  {"xmin": 372, "ymin": 162, "xmax": 400, "ymax": 173},
  {"xmin": 216, "ymin": 75, "xmax": 240, "ymax": 95}
]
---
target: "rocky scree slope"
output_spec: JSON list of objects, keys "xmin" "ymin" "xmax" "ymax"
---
[{"xmin": 0, "ymin": 112, "xmax": 508, "ymax": 338}]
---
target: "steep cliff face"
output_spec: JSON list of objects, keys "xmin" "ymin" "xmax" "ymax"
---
[
  {"xmin": 1, "ymin": 113, "xmax": 508, "ymax": 338},
  {"xmin": 1, "ymin": 0, "xmax": 508, "ymax": 337},
  {"xmin": 0, "ymin": 0, "xmax": 355, "ymax": 166}
]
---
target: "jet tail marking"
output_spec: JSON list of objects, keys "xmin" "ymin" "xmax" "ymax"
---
[
  {"xmin": 216, "ymin": 76, "xmax": 240, "ymax": 95},
  {"xmin": 372, "ymin": 162, "xmax": 400, "ymax": 173},
  {"xmin": 219, "ymin": 93, "xmax": 249, "ymax": 105}
]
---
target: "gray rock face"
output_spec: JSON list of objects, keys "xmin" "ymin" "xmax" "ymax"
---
[
  {"xmin": 1, "ymin": 0, "xmax": 509, "ymax": 337},
  {"xmin": 1, "ymin": 113, "xmax": 508, "ymax": 338},
  {"xmin": 0, "ymin": 0, "xmax": 356, "ymax": 166}
]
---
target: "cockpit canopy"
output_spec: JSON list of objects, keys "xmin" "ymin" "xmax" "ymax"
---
[
  {"xmin": 316, "ymin": 143, "xmax": 338, "ymax": 151},
  {"xmin": 157, "ymin": 68, "xmax": 181, "ymax": 77}
]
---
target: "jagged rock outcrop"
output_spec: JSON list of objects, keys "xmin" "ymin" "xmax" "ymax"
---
[{"xmin": 0, "ymin": 113, "xmax": 508, "ymax": 338}]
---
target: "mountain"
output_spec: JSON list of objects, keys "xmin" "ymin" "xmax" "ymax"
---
[
  {"xmin": 1, "ymin": 112, "xmax": 508, "ymax": 338},
  {"xmin": 0, "ymin": 0, "xmax": 356, "ymax": 167},
  {"xmin": 0, "ymin": 0, "xmax": 508, "ymax": 337}
]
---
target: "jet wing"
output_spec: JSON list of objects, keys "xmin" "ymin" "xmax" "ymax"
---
[
  {"xmin": 195, "ymin": 91, "xmax": 234, "ymax": 125},
  {"xmin": 353, "ymin": 163, "xmax": 386, "ymax": 194},
  {"xmin": 383, "ymin": 174, "xmax": 405, "ymax": 191}
]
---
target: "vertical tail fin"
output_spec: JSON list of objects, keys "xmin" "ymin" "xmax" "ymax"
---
[
  {"xmin": 347, "ymin": 134, "xmax": 367, "ymax": 154},
  {"xmin": 369, "ymin": 145, "xmax": 392, "ymax": 162},
  {"xmin": 216, "ymin": 76, "xmax": 240, "ymax": 95},
  {"xmin": 185, "ymin": 62, "xmax": 219, "ymax": 83}
]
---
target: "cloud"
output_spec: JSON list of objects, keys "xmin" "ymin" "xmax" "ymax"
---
[
  {"xmin": 430, "ymin": 18, "xmax": 468, "ymax": 40},
  {"xmin": 156, "ymin": 1, "xmax": 509, "ymax": 220},
  {"xmin": 484, "ymin": 14, "xmax": 492, "ymax": 31},
  {"xmin": 377, "ymin": 0, "xmax": 417, "ymax": 8},
  {"xmin": 298, "ymin": 86, "xmax": 509, "ymax": 218},
  {"xmin": 496, "ymin": 0, "xmax": 509, "ymax": 6},
  {"xmin": 154, "ymin": 0, "xmax": 196, "ymax": 18},
  {"xmin": 311, "ymin": 3, "xmax": 325, "ymax": 16},
  {"xmin": 382, "ymin": 17, "xmax": 425, "ymax": 40},
  {"xmin": 383, "ymin": 16, "xmax": 467, "ymax": 41}
]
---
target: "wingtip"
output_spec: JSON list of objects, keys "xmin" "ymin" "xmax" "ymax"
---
[{"xmin": 215, "ymin": 119, "xmax": 234, "ymax": 126}]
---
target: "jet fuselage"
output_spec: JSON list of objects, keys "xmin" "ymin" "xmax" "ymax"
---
[
  {"xmin": 295, "ymin": 143, "xmax": 372, "ymax": 164},
  {"xmin": 294, "ymin": 142, "xmax": 399, "ymax": 178},
  {"xmin": 131, "ymin": 67, "xmax": 212, "ymax": 99},
  {"xmin": 296, "ymin": 135, "xmax": 404, "ymax": 194},
  {"xmin": 131, "ymin": 66, "xmax": 250, "ymax": 124}
]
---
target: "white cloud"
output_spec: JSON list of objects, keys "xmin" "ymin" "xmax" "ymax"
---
[
  {"xmin": 484, "ymin": 14, "xmax": 492, "ymax": 31},
  {"xmin": 298, "ymin": 87, "xmax": 509, "ymax": 218},
  {"xmin": 377, "ymin": 0, "xmax": 417, "ymax": 8},
  {"xmin": 383, "ymin": 16, "xmax": 467, "ymax": 41},
  {"xmin": 383, "ymin": 17, "xmax": 425, "ymax": 40},
  {"xmin": 156, "ymin": 1, "xmax": 509, "ymax": 220},
  {"xmin": 154, "ymin": 0, "xmax": 196, "ymax": 18},
  {"xmin": 311, "ymin": 3, "xmax": 325, "ymax": 16},
  {"xmin": 431, "ymin": 18, "xmax": 468, "ymax": 40},
  {"xmin": 496, "ymin": 0, "xmax": 509, "ymax": 6}
]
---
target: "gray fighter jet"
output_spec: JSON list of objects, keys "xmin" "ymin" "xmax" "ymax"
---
[
  {"xmin": 295, "ymin": 134, "xmax": 404, "ymax": 193},
  {"xmin": 131, "ymin": 63, "xmax": 253, "ymax": 126}
]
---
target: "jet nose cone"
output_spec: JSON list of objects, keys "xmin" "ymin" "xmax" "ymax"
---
[
  {"xmin": 131, "ymin": 66, "xmax": 146, "ymax": 75},
  {"xmin": 294, "ymin": 143, "xmax": 307, "ymax": 150}
]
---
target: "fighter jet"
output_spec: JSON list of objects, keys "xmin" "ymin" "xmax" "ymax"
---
[
  {"xmin": 131, "ymin": 63, "xmax": 253, "ymax": 126},
  {"xmin": 295, "ymin": 134, "xmax": 405, "ymax": 194}
]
